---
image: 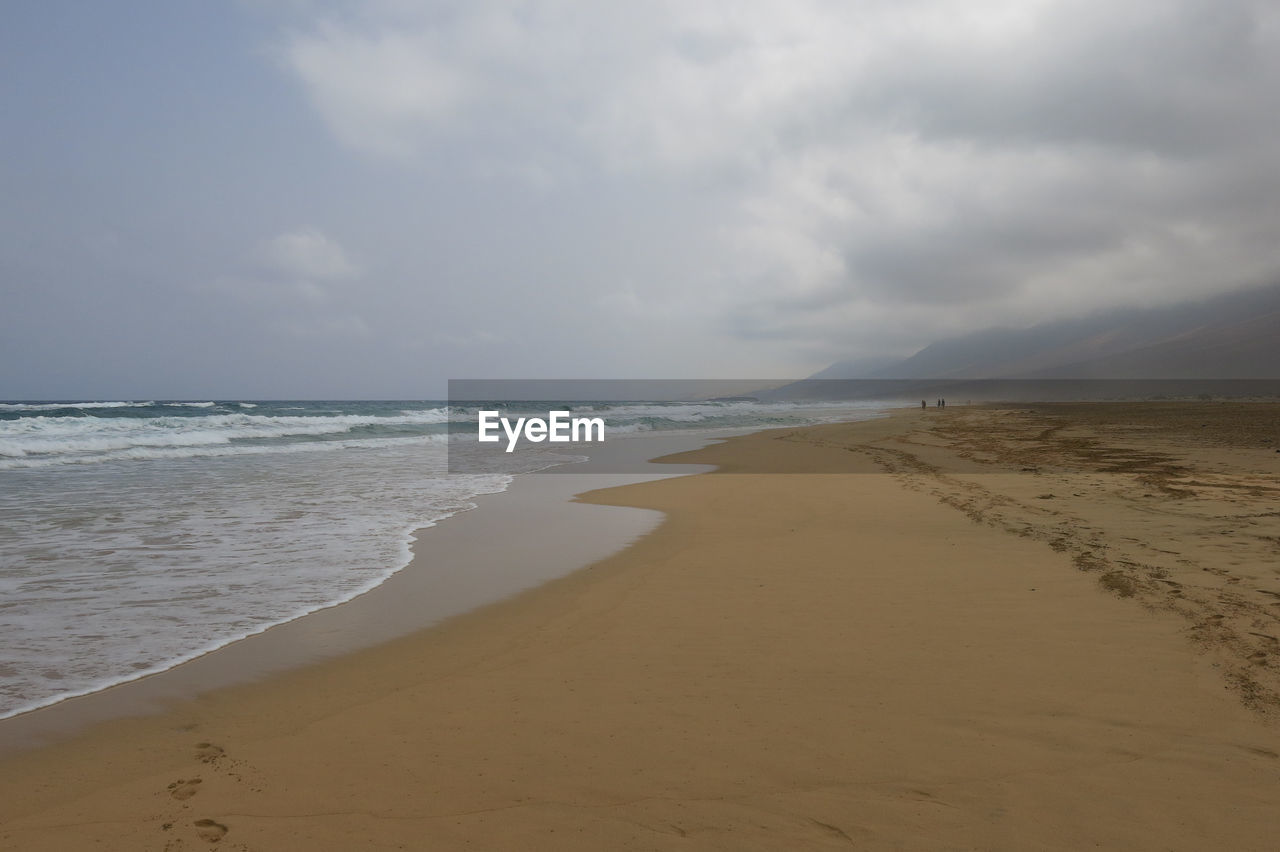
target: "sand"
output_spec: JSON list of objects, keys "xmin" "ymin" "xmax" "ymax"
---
[{"xmin": 2, "ymin": 404, "xmax": 1278, "ymax": 850}]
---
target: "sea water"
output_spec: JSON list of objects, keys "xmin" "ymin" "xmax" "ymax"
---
[{"xmin": 0, "ymin": 398, "xmax": 880, "ymax": 718}]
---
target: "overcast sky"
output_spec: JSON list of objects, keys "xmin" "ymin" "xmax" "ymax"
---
[{"xmin": 3, "ymin": 1, "xmax": 1279, "ymax": 398}]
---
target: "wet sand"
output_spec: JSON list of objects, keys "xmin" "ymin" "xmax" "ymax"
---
[{"xmin": 2, "ymin": 405, "xmax": 1278, "ymax": 850}]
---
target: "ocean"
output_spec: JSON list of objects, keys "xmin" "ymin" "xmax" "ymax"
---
[{"xmin": 0, "ymin": 398, "xmax": 883, "ymax": 719}]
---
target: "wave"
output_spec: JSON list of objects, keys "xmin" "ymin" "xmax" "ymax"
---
[
  {"xmin": 0, "ymin": 401, "xmax": 156, "ymax": 411},
  {"xmin": 0, "ymin": 433, "xmax": 450, "ymax": 469},
  {"xmin": 452, "ymin": 399, "xmax": 875, "ymax": 432},
  {"xmin": 0, "ymin": 399, "xmax": 875, "ymax": 469},
  {"xmin": 0, "ymin": 409, "xmax": 452, "ymax": 467},
  {"xmin": 0, "ymin": 465, "xmax": 513, "ymax": 720}
]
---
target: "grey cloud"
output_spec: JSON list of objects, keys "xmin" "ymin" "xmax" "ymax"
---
[
  {"xmin": 864, "ymin": 2, "xmax": 1280, "ymax": 158},
  {"xmin": 9, "ymin": 0, "xmax": 1280, "ymax": 397},
  {"xmin": 265, "ymin": 227, "xmax": 360, "ymax": 281}
]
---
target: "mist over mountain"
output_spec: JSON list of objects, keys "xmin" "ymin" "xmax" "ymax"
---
[{"xmin": 814, "ymin": 283, "xmax": 1280, "ymax": 381}]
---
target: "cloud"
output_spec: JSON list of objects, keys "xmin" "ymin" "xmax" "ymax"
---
[
  {"xmin": 268, "ymin": 0, "xmax": 1280, "ymax": 366},
  {"xmin": 264, "ymin": 227, "xmax": 360, "ymax": 281},
  {"xmin": 284, "ymin": 24, "xmax": 471, "ymax": 158},
  {"xmin": 273, "ymin": 313, "xmax": 371, "ymax": 338},
  {"xmin": 205, "ymin": 228, "xmax": 369, "ymax": 344}
]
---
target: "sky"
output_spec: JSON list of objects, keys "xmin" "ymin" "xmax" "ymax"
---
[{"xmin": 3, "ymin": 0, "xmax": 1279, "ymax": 398}]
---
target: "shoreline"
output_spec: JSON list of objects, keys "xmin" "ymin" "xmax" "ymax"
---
[
  {"xmin": 3, "ymin": 404, "xmax": 1278, "ymax": 849},
  {"xmin": 0, "ymin": 429, "xmax": 728, "ymax": 756}
]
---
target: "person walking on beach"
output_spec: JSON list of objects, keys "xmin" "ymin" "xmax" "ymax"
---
[{"xmin": 922, "ymin": 400, "xmax": 927, "ymax": 410}]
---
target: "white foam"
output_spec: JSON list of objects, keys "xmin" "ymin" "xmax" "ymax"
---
[
  {"xmin": 0, "ymin": 409, "xmax": 451, "ymax": 468},
  {"xmin": 0, "ymin": 439, "xmax": 511, "ymax": 719},
  {"xmin": 0, "ymin": 401, "xmax": 155, "ymax": 411},
  {"xmin": 0, "ymin": 434, "xmax": 450, "ymax": 469}
]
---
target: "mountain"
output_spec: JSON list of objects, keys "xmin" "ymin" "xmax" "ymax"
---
[
  {"xmin": 806, "ymin": 355, "xmax": 901, "ymax": 380},
  {"xmin": 818, "ymin": 283, "xmax": 1280, "ymax": 381},
  {"xmin": 1030, "ymin": 310, "xmax": 1280, "ymax": 379}
]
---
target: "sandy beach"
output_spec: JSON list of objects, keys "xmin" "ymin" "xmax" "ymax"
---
[{"xmin": 2, "ymin": 404, "xmax": 1279, "ymax": 850}]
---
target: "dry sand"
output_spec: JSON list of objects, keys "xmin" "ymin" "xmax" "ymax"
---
[{"xmin": 2, "ymin": 404, "xmax": 1279, "ymax": 850}]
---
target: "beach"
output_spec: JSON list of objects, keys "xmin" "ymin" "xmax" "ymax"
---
[{"xmin": 2, "ymin": 403, "xmax": 1279, "ymax": 850}]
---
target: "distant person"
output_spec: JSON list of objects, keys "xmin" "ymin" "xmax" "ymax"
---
[
  {"xmin": 921, "ymin": 399, "xmax": 927, "ymax": 409},
  {"xmin": 941, "ymin": 398, "xmax": 946, "ymax": 408}
]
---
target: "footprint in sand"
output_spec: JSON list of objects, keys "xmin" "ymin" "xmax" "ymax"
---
[
  {"xmin": 168, "ymin": 777, "xmax": 202, "ymax": 800},
  {"xmin": 193, "ymin": 818, "xmax": 227, "ymax": 843},
  {"xmin": 195, "ymin": 742, "xmax": 225, "ymax": 763}
]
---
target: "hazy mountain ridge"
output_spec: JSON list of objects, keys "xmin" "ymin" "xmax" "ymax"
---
[{"xmin": 817, "ymin": 283, "xmax": 1280, "ymax": 380}]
